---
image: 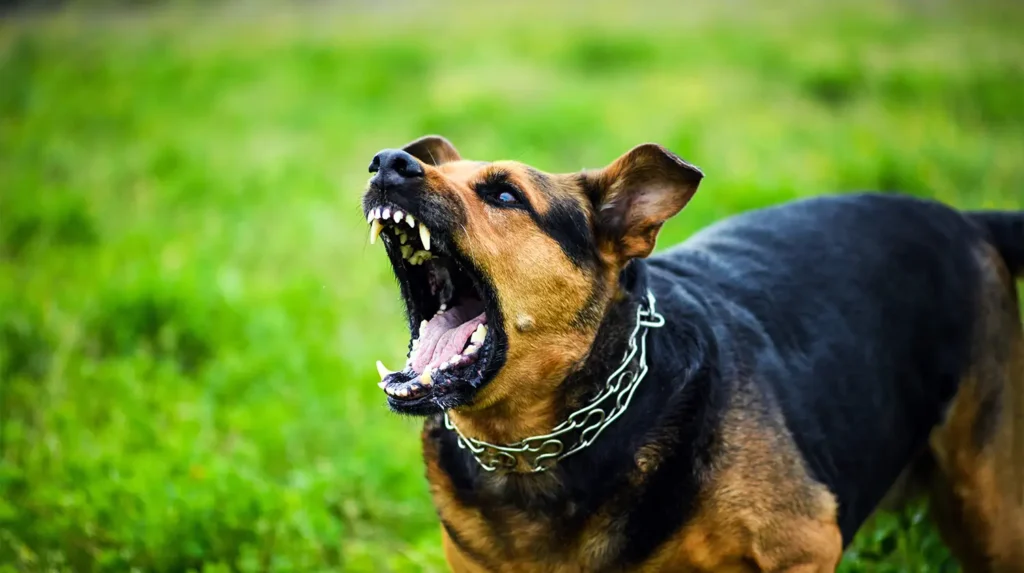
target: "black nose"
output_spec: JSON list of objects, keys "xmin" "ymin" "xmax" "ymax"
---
[{"xmin": 368, "ymin": 149, "xmax": 424, "ymax": 188}]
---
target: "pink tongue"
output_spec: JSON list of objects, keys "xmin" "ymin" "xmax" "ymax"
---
[{"xmin": 411, "ymin": 306, "xmax": 486, "ymax": 373}]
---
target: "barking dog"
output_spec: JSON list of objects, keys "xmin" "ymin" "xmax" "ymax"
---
[{"xmin": 361, "ymin": 136, "xmax": 1024, "ymax": 572}]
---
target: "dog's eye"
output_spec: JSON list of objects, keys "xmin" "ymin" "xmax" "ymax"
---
[{"xmin": 477, "ymin": 182, "xmax": 525, "ymax": 208}]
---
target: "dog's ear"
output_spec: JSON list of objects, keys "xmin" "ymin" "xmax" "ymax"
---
[
  {"xmin": 402, "ymin": 135, "xmax": 461, "ymax": 166},
  {"xmin": 586, "ymin": 143, "xmax": 703, "ymax": 261}
]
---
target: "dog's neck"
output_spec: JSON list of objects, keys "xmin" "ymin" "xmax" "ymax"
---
[
  {"xmin": 425, "ymin": 261, "xmax": 722, "ymax": 566},
  {"xmin": 443, "ymin": 263, "xmax": 654, "ymax": 471}
]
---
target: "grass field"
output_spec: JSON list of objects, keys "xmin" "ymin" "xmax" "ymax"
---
[{"xmin": 1, "ymin": 1, "xmax": 1023, "ymax": 571}]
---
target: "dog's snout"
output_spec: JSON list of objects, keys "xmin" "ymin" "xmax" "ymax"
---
[{"xmin": 369, "ymin": 149, "xmax": 425, "ymax": 188}]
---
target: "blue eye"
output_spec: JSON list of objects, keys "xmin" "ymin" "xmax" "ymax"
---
[{"xmin": 476, "ymin": 179, "xmax": 526, "ymax": 208}]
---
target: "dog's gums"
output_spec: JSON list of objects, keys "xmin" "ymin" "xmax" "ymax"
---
[{"xmin": 365, "ymin": 203, "xmax": 499, "ymax": 408}]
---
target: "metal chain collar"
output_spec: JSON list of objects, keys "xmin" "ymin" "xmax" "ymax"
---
[{"xmin": 443, "ymin": 289, "xmax": 666, "ymax": 473}]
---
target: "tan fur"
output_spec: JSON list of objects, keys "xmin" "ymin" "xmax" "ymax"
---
[
  {"xmin": 442, "ymin": 529, "xmax": 491, "ymax": 573},
  {"xmin": 420, "ymin": 160, "xmax": 603, "ymax": 445},
  {"xmin": 636, "ymin": 396, "xmax": 843, "ymax": 573},
  {"xmin": 409, "ymin": 140, "xmax": 844, "ymax": 572},
  {"xmin": 419, "ymin": 147, "xmax": 698, "ymax": 447},
  {"xmin": 423, "ymin": 423, "xmax": 497, "ymax": 567},
  {"xmin": 926, "ymin": 245, "xmax": 1024, "ymax": 573},
  {"xmin": 398, "ymin": 139, "xmax": 1022, "ymax": 572},
  {"xmin": 588, "ymin": 144, "xmax": 700, "ymax": 261},
  {"xmin": 431, "ymin": 389, "xmax": 845, "ymax": 572}
]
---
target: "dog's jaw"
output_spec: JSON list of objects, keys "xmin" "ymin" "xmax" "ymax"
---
[{"xmin": 363, "ymin": 197, "xmax": 508, "ymax": 415}]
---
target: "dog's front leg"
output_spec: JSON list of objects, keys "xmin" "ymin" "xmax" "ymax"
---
[{"xmin": 745, "ymin": 515, "xmax": 843, "ymax": 573}]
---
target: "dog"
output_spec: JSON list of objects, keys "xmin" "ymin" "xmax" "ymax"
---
[{"xmin": 361, "ymin": 135, "xmax": 1024, "ymax": 572}]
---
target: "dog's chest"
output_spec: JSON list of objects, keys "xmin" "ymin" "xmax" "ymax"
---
[
  {"xmin": 422, "ymin": 430, "xmax": 630, "ymax": 569},
  {"xmin": 431, "ymin": 486, "xmax": 627, "ymax": 571},
  {"xmin": 422, "ymin": 403, "xmax": 845, "ymax": 572}
]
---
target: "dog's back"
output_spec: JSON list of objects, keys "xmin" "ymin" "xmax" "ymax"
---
[{"xmin": 652, "ymin": 193, "xmax": 1024, "ymax": 566}]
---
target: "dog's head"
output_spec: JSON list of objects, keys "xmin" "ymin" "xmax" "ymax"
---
[{"xmin": 362, "ymin": 136, "xmax": 702, "ymax": 415}]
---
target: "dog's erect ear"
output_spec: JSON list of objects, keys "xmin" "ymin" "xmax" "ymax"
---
[
  {"xmin": 401, "ymin": 135, "xmax": 461, "ymax": 166},
  {"xmin": 587, "ymin": 143, "xmax": 703, "ymax": 261}
]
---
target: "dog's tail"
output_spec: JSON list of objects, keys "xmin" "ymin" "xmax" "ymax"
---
[{"xmin": 968, "ymin": 210, "xmax": 1024, "ymax": 277}]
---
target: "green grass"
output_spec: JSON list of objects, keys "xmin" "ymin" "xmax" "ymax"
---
[{"xmin": 1, "ymin": 1, "xmax": 1022, "ymax": 571}]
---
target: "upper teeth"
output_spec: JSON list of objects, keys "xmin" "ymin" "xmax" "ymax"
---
[
  {"xmin": 367, "ymin": 206, "xmax": 434, "ymax": 263},
  {"xmin": 369, "ymin": 219, "xmax": 384, "ymax": 245},
  {"xmin": 418, "ymin": 224, "xmax": 431, "ymax": 251}
]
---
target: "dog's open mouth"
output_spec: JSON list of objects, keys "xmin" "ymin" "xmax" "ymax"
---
[{"xmin": 366, "ymin": 204, "xmax": 503, "ymax": 413}]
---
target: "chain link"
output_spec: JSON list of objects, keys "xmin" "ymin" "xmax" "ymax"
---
[{"xmin": 443, "ymin": 289, "xmax": 665, "ymax": 473}]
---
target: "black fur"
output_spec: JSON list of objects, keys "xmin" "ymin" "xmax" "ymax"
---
[
  {"xmin": 535, "ymin": 197, "xmax": 598, "ymax": 270},
  {"xmin": 671, "ymin": 194, "xmax": 987, "ymax": 542},
  {"xmin": 968, "ymin": 210, "xmax": 1024, "ymax": 276},
  {"xmin": 503, "ymin": 167, "xmax": 598, "ymax": 270},
  {"xmin": 432, "ymin": 261, "xmax": 721, "ymax": 568},
  {"xmin": 431, "ymin": 192, "xmax": 1024, "ymax": 565}
]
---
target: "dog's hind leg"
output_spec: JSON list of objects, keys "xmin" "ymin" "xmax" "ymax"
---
[{"xmin": 927, "ymin": 245, "xmax": 1024, "ymax": 573}]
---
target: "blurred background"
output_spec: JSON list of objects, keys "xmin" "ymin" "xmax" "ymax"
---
[{"xmin": 1, "ymin": 0, "xmax": 1022, "ymax": 570}]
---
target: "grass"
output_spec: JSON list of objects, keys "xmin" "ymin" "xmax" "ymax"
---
[{"xmin": 1, "ymin": 1, "xmax": 1022, "ymax": 571}]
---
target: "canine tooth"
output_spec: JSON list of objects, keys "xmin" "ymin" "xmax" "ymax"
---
[
  {"xmin": 378, "ymin": 380, "xmax": 388, "ymax": 389},
  {"xmin": 394, "ymin": 210, "xmax": 404, "ymax": 223},
  {"xmin": 406, "ymin": 214, "xmax": 415, "ymax": 228},
  {"xmin": 376, "ymin": 360, "xmax": 392, "ymax": 380},
  {"xmin": 419, "ymin": 224, "xmax": 431, "ymax": 251},
  {"xmin": 420, "ymin": 371, "xmax": 433, "ymax": 386},
  {"xmin": 400, "ymin": 245, "xmax": 413, "ymax": 259},
  {"xmin": 369, "ymin": 219, "xmax": 384, "ymax": 244},
  {"xmin": 470, "ymin": 325, "xmax": 487, "ymax": 344},
  {"xmin": 382, "ymin": 207, "xmax": 391, "ymax": 220}
]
